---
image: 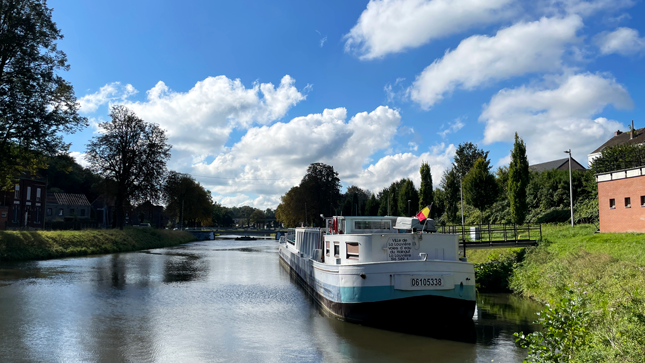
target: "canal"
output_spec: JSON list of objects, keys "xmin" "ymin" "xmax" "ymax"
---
[{"xmin": 0, "ymin": 239, "xmax": 541, "ymax": 362}]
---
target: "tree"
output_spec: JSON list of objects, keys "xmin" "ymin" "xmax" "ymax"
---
[
  {"xmin": 419, "ymin": 162, "xmax": 434, "ymax": 216},
  {"xmin": 441, "ymin": 168, "xmax": 460, "ymax": 223},
  {"xmin": 299, "ymin": 163, "xmax": 342, "ymax": 219},
  {"xmin": 239, "ymin": 206, "xmax": 255, "ymax": 227},
  {"xmin": 454, "ymin": 142, "xmax": 489, "ymax": 178},
  {"xmin": 508, "ymin": 133, "xmax": 530, "ymax": 224},
  {"xmin": 250, "ymin": 209, "xmax": 266, "ymax": 227},
  {"xmin": 364, "ymin": 194, "xmax": 380, "ymax": 216},
  {"xmin": 276, "ymin": 186, "xmax": 303, "ymax": 227},
  {"xmin": 398, "ymin": 178, "xmax": 419, "ymax": 216},
  {"xmin": 86, "ymin": 106, "xmax": 171, "ymax": 229},
  {"xmin": 463, "ymin": 158, "xmax": 498, "ymax": 223},
  {"xmin": 0, "ymin": 0, "xmax": 87, "ymax": 190},
  {"xmin": 163, "ymin": 171, "xmax": 212, "ymax": 229}
]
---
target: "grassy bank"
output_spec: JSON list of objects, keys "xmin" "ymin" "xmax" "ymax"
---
[
  {"xmin": 471, "ymin": 224, "xmax": 645, "ymax": 361},
  {"xmin": 0, "ymin": 228, "xmax": 196, "ymax": 261}
]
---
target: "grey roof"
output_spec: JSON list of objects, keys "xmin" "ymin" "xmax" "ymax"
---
[
  {"xmin": 47, "ymin": 193, "xmax": 91, "ymax": 206},
  {"xmin": 529, "ymin": 158, "xmax": 586, "ymax": 172},
  {"xmin": 591, "ymin": 127, "xmax": 645, "ymax": 154}
]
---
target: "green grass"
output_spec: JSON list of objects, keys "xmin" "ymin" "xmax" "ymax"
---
[{"xmin": 0, "ymin": 228, "xmax": 196, "ymax": 261}]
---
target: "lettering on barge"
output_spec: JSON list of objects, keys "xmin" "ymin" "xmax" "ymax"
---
[{"xmin": 386, "ymin": 237, "xmax": 412, "ymax": 261}]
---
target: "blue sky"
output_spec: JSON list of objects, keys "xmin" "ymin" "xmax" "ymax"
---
[{"xmin": 52, "ymin": 0, "xmax": 645, "ymax": 209}]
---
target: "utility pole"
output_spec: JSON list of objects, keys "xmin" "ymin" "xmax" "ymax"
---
[
  {"xmin": 460, "ymin": 177, "xmax": 464, "ymax": 227},
  {"xmin": 565, "ymin": 149, "xmax": 574, "ymax": 227},
  {"xmin": 408, "ymin": 200, "xmax": 411, "ymax": 217}
]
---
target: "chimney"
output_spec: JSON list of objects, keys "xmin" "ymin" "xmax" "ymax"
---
[
  {"xmin": 615, "ymin": 130, "xmax": 622, "ymax": 136},
  {"xmin": 630, "ymin": 120, "xmax": 635, "ymax": 140}
]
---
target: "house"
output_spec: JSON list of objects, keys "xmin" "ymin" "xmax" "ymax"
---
[
  {"xmin": 588, "ymin": 121, "xmax": 645, "ymax": 166},
  {"xmin": 45, "ymin": 193, "xmax": 92, "ymax": 222},
  {"xmin": 529, "ymin": 158, "xmax": 586, "ymax": 173},
  {"xmin": 596, "ymin": 167, "xmax": 645, "ymax": 233},
  {"xmin": 0, "ymin": 175, "xmax": 47, "ymax": 230},
  {"xmin": 125, "ymin": 201, "xmax": 168, "ymax": 228}
]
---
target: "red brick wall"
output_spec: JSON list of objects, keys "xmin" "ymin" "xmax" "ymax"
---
[{"xmin": 598, "ymin": 175, "xmax": 645, "ymax": 233}]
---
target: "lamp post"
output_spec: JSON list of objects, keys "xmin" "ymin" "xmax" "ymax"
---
[
  {"xmin": 564, "ymin": 149, "xmax": 574, "ymax": 227},
  {"xmin": 408, "ymin": 200, "xmax": 411, "ymax": 217},
  {"xmin": 460, "ymin": 176, "xmax": 464, "ymax": 227}
]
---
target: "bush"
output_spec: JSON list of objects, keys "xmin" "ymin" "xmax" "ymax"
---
[{"xmin": 474, "ymin": 249, "xmax": 525, "ymax": 292}]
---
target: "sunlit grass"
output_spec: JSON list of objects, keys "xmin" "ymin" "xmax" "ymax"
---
[{"xmin": 0, "ymin": 228, "xmax": 196, "ymax": 261}]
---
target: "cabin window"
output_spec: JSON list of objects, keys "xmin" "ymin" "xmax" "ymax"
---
[
  {"xmin": 14, "ymin": 184, "xmax": 19, "ymax": 199},
  {"xmin": 609, "ymin": 199, "xmax": 615, "ymax": 209},
  {"xmin": 625, "ymin": 197, "xmax": 631, "ymax": 208},
  {"xmin": 346, "ymin": 242, "xmax": 359, "ymax": 260},
  {"xmin": 326, "ymin": 241, "xmax": 330, "ymax": 256},
  {"xmin": 354, "ymin": 220, "xmax": 391, "ymax": 230},
  {"xmin": 334, "ymin": 242, "xmax": 340, "ymax": 257}
]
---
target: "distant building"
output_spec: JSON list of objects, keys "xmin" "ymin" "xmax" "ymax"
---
[
  {"xmin": 588, "ymin": 122, "xmax": 645, "ymax": 166},
  {"xmin": 91, "ymin": 195, "xmax": 115, "ymax": 228},
  {"xmin": 125, "ymin": 201, "xmax": 168, "ymax": 228},
  {"xmin": 0, "ymin": 175, "xmax": 47, "ymax": 230},
  {"xmin": 45, "ymin": 193, "xmax": 92, "ymax": 222},
  {"xmin": 596, "ymin": 166, "xmax": 645, "ymax": 233},
  {"xmin": 529, "ymin": 158, "xmax": 586, "ymax": 173}
]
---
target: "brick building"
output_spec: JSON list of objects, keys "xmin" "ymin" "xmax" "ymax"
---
[
  {"xmin": 0, "ymin": 175, "xmax": 47, "ymax": 230},
  {"xmin": 596, "ymin": 167, "xmax": 645, "ymax": 233},
  {"xmin": 45, "ymin": 193, "xmax": 92, "ymax": 222}
]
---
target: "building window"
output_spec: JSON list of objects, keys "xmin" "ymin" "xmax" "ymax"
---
[
  {"xmin": 58, "ymin": 208, "xmax": 63, "ymax": 216},
  {"xmin": 47, "ymin": 208, "xmax": 52, "ymax": 216},
  {"xmin": 609, "ymin": 199, "xmax": 615, "ymax": 209},
  {"xmin": 14, "ymin": 184, "xmax": 19, "ymax": 199},
  {"xmin": 80, "ymin": 209, "xmax": 85, "ymax": 217},
  {"xmin": 641, "ymin": 196, "xmax": 645, "ymax": 207},
  {"xmin": 69, "ymin": 209, "xmax": 75, "ymax": 215},
  {"xmin": 13, "ymin": 207, "xmax": 20, "ymax": 223},
  {"xmin": 36, "ymin": 188, "xmax": 41, "ymax": 201},
  {"xmin": 625, "ymin": 197, "xmax": 631, "ymax": 208},
  {"xmin": 26, "ymin": 186, "xmax": 31, "ymax": 200},
  {"xmin": 35, "ymin": 208, "xmax": 40, "ymax": 223}
]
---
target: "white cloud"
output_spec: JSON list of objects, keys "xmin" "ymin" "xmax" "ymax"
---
[
  {"xmin": 69, "ymin": 151, "xmax": 90, "ymax": 168},
  {"xmin": 409, "ymin": 16, "xmax": 583, "ymax": 109},
  {"xmin": 595, "ymin": 27, "xmax": 645, "ymax": 56},
  {"xmin": 112, "ymin": 75, "xmax": 307, "ymax": 170},
  {"xmin": 480, "ymin": 73, "xmax": 633, "ymax": 165},
  {"xmin": 438, "ymin": 117, "xmax": 465, "ymax": 138},
  {"xmin": 352, "ymin": 143, "xmax": 456, "ymax": 192},
  {"xmin": 320, "ymin": 36, "xmax": 327, "ymax": 47},
  {"xmin": 344, "ymin": 0, "xmax": 515, "ymax": 60},
  {"xmin": 78, "ymin": 82, "xmax": 137, "ymax": 113}
]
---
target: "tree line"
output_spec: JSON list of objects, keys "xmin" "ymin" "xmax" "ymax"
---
[{"xmin": 276, "ymin": 134, "xmax": 601, "ymax": 227}]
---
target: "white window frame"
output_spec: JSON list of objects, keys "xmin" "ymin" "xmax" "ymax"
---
[{"xmin": 27, "ymin": 186, "xmax": 31, "ymax": 200}]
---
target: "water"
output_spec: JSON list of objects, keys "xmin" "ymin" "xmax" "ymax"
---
[{"xmin": 0, "ymin": 240, "xmax": 541, "ymax": 362}]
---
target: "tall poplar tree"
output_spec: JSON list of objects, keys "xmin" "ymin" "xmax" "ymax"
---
[
  {"xmin": 464, "ymin": 158, "xmax": 498, "ymax": 224},
  {"xmin": 508, "ymin": 132, "xmax": 530, "ymax": 224},
  {"xmin": 419, "ymin": 162, "xmax": 434, "ymax": 216}
]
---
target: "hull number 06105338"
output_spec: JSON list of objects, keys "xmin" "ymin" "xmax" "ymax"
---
[{"xmin": 393, "ymin": 274, "xmax": 453, "ymax": 291}]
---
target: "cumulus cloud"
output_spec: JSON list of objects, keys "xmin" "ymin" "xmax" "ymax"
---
[
  {"xmin": 352, "ymin": 143, "xmax": 456, "ymax": 192},
  {"xmin": 595, "ymin": 27, "xmax": 645, "ymax": 56},
  {"xmin": 480, "ymin": 73, "xmax": 633, "ymax": 165},
  {"xmin": 193, "ymin": 106, "xmax": 401, "ymax": 198},
  {"xmin": 409, "ymin": 16, "xmax": 582, "ymax": 109},
  {"xmin": 78, "ymin": 82, "xmax": 137, "ymax": 113},
  {"xmin": 112, "ymin": 75, "xmax": 307, "ymax": 169},
  {"xmin": 69, "ymin": 151, "xmax": 90, "ymax": 168},
  {"xmin": 344, "ymin": 0, "xmax": 515, "ymax": 60}
]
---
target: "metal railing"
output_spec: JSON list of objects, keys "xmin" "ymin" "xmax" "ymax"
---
[{"xmin": 437, "ymin": 223, "xmax": 541, "ymax": 257}]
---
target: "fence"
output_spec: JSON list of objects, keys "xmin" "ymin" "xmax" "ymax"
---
[{"xmin": 437, "ymin": 223, "xmax": 541, "ymax": 257}]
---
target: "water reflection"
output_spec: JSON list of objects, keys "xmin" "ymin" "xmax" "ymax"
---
[{"xmin": 0, "ymin": 240, "xmax": 539, "ymax": 362}]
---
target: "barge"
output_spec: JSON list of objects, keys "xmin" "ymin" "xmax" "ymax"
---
[{"xmin": 278, "ymin": 216, "xmax": 476, "ymax": 325}]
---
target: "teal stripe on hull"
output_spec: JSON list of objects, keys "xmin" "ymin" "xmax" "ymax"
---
[{"xmin": 340, "ymin": 284, "xmax": 476, "ymax": 304}]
